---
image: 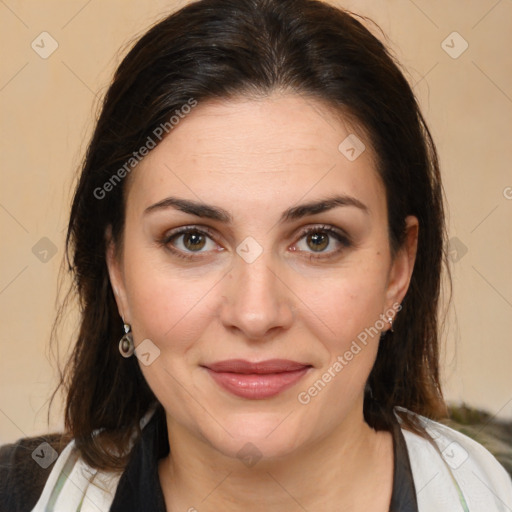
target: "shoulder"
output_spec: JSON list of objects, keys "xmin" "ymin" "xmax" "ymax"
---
[
  {"xmin": 0, "ymin": 433, "xmax": 70, "ymax": 512},
  {"xmin": 397, "ymin": 409, "xmax": 512, "ymax": 510}
]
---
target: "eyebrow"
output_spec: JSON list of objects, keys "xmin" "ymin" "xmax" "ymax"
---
[{"xmin": 144, "ymin": 194, "xmax": 368, "ymax": 223}]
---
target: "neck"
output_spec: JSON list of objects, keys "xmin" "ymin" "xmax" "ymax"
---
[{"xmin": 158, "ymin": 409, "xmax": 394, "ymax": 512}]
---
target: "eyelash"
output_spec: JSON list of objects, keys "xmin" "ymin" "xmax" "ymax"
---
[
  {"xmin": 157, "ymin": 224, "xmax": 351, "ymax": 262},
  {"xmin": 157, "ymin": 226, "xmax": 218, "ymax": 261},
  {"xmin": 295, "ymin": 225, "xmax": 351, "ymax": 261}
]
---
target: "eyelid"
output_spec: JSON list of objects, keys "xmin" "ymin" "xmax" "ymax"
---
[
  {"xmin": 161, "ymin": 224, "xmax": 218, "ymax": 243},
  {"xmin": 294, "ymin": 224, "xmax": 351, "ymax": 246},
  {"xmin": 295, "ymin": 224, "xmax": 350, "ymax": 241}
]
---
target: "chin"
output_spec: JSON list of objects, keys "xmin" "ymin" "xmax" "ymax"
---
[{"xmin": 202, "ymin": 412, "xmax": 308, "ymax": 462}]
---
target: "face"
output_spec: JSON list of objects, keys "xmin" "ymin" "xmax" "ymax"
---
[{"xmin": 107, "ymin": 94, "xmax": 417, "ymax": 461}]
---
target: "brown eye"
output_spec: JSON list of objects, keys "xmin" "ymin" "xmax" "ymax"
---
[
  {"xmin": 162, "ymin": 227, "xmax": 219, "ymax": 256},
  {"xmin": 293, "ymin": 225, "xmax": 351, "ymax": 259},
  {"xmin": 306, "ymin": 232, "xmax": 329, "ymax": 252},
  {"xmin": 183, "ymin": 232, "xmax": 206, "ymax": 251}
]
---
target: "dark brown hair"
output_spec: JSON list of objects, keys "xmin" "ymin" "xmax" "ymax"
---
[{"xmin": 58, "ymin": 0, "xmax": 449, "ymax": 470}]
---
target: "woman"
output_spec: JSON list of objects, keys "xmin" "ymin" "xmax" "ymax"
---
[{"xmin": 1, "ymin": 0, "xmax": 511, "ymax": 510}]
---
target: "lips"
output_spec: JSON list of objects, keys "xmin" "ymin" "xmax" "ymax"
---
[
  {"xmin": 206, "ymin": 359, "xmax": 309, "ymax": 374},
  {"xmin": 203, "ymin": 359, "xmax": 311, "ymax": 399}
]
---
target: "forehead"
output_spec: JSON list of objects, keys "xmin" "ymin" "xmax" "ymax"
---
[{"xmin": 126, "ymin": 94, "xmax": 385, "ymax": 216}]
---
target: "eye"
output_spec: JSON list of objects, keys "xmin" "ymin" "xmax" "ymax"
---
[
  {"xmin": 292, "ymin": 225, "xmax": 351, "ymax": 258},
  {"xmin": 175, "ymin": 231, "xmax": 211, "ymax": 252},
  {"xmin": 159, "ymin": 226, "xmax": 221, "ymax": 259}
]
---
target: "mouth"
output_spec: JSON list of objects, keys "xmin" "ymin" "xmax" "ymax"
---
[{"xmin": 202, "ymin": 359, "xmax": 312, "ymax": 399}]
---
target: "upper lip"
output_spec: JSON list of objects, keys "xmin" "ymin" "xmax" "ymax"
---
[{"xmin": 204, "ymin": 359, "xmax": 311, "ymax": 374}]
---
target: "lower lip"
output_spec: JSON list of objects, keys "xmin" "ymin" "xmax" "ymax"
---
[{"xmin": 205, "ymin": 367, "xmax": 310, "ymax": 399}]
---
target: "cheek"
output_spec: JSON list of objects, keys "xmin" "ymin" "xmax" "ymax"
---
[
  {"xmin": 294, "ymin": 262, "xmax": 388, "ymax": 419},
  {"xmin": 299, "ymin": 254, "xmax": 390, "ymax": 352},
  {"xmin": 122, "ymin": 246, "xmax": 222, "ymax": 353}
]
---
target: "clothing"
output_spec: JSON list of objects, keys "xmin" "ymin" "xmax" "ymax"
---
[
  {"xmin": 0, "ymin": 433, "xmax": 70, "ymax": 512},
  {"xmin": 107, "ymin": 408, "xmax": 417, "ymax": 511},
  {"xmin": 1, "ymin": 407, "xmax": 511, "ymax": 511}
]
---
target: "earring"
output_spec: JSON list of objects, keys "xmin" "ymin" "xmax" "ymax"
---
[
  {"xmin": 119, "ymin": 323, "xmax": 135, "ymax": 358},
  {"xmin": 387, "ymin": 316, "xmax": 394, "ymax": 333}
]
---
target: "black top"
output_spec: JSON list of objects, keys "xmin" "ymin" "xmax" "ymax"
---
[{"xmin": 110, "ymin": 407, "xmax": 419, "ymax": 511}]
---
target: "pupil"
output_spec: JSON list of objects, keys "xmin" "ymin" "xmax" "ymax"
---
[
  {"xmin": 184, "ymin": 232, "xmax": 205, "ymax": 251},
  {"xmin": 308, "ymin": 232, "xmax": 328, "ymax": 252}
]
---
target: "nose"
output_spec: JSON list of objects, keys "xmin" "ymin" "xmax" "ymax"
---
[{"xmin": 220, "ymin": 251, "xmax": 294, "ymax": 341}]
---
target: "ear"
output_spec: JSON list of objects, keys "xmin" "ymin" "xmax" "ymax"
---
[
  {"xmin": 105, "ymin": 226, "xmax": 131, "ymax": 324},
  {"xmin": 385, "ymin": 215, "xmax": 419, "ymax": 308}
]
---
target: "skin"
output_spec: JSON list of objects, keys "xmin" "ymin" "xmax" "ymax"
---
[{"xmin": 107, "ymin": 93, "xmax": 418, "ymax": 512}]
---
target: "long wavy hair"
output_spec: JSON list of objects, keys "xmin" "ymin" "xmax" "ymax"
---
[{"xmin": 55, "ymin": 0, "xmax": 450, "ymax": 470}]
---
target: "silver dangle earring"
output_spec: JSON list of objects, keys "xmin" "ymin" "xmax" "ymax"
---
[
  {"xmin": 119, "ymin": 323, "xmax": 135, "ymax": 358},
  {"xmin": 387, "ymin": 316, "xmax": 394, "ymax": 333}
]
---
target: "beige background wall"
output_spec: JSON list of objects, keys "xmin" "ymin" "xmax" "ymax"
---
[{"xmin": 1, "ymin": 0, "xmax": 511, "ymax": 444}]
